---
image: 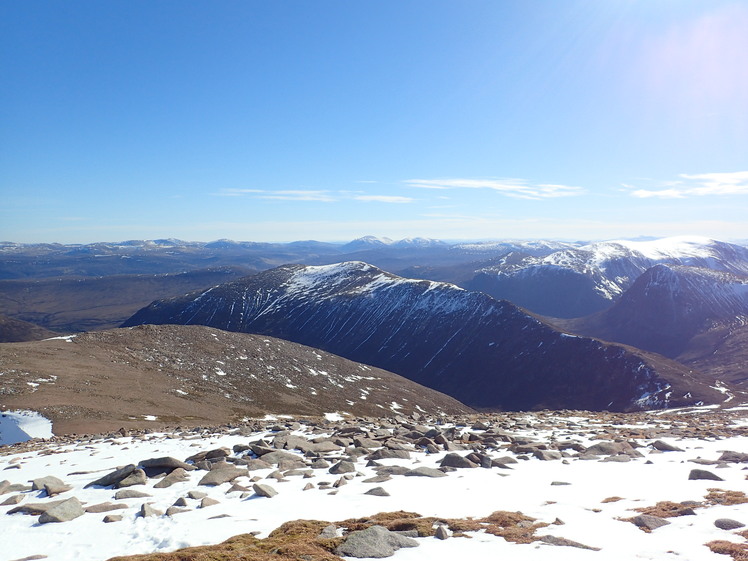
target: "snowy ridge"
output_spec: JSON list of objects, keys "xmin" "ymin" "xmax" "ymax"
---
[{"xmin": 477, "ymin": 236, "xmax": 748, "ymax": 303}]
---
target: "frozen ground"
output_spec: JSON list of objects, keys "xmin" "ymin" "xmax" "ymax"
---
[{"xmin": 1, "ymin": 409, "xmax": 748, "ymax": 561}]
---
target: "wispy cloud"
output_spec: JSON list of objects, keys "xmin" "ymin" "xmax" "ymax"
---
[
  {"xmin": 627, "ymin": 171, "xmax": 748, "ymax": 198},
  {"xmin": 215, "ymin": 188, "xmax": 335, "ymax": 202},
  {"xmin": 354, "ymin": 195, "xmax": 413, "ymax": 203},
  {"xmin": 404, "ymin": 178, "xmax": 585, "ymax": 200}
]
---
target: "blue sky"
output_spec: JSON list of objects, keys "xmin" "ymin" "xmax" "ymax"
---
[{"xmin": 2, "ymin": 0, "xmax": 747, "ymax": 243}]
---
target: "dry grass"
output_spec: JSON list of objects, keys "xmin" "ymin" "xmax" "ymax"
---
[
  {"xmin": 707, "ymin": 540, "xmax": 748, "ymax": 561},
  {"xmin": 601, "ymin": 496, "xmax": 624, "ymax": 503},
  {"xmin": 633, "ymin": 501, "xmax": 699, "ymax": 518},
  {"xmin": 105, "ymin": 509, "xmax": 553, "ymax": 560},
  {"xmin": 706, "ymin": 489, "xmax": 748, "ymax": 506}
]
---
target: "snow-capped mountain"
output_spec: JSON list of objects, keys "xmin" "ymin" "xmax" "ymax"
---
[
  {"xmin": 468, "ymin": 237, "xmax": 748, "ymax": 318},
  {"xmin": 560, "ymin": 265, "xmax": 748, "ymax": 386},
  {"xmin": 122, "ymin": 262, "xmax": 723, "ymax": 412}
]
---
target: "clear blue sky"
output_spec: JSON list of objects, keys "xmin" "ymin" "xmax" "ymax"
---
[{"xmin": 2, "ymin": 0, "xmax": 747, "ymax": 243}]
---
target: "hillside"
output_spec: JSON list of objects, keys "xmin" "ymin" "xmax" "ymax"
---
[{"xmin": 0, "ymin": 324, "xmax": 472, "ymax": 435}]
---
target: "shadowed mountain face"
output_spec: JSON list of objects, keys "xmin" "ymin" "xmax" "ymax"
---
[
  {"xmin": 123, "ymin": 262, "xmax": 723, "ymax": 412},
  {"xmin": 559, "ymin": 265, "xmax": 748, "ymax": 387},
  {"xmin": 0, "ymin": 324, "xmax": 472, "ymax": 435}
]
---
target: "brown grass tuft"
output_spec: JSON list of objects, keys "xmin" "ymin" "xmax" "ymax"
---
[
  {"xmin": 601, "ymin": 496, "xmax": 624, "ymax": 503},
  {"xmin": 707, "ymin": 540, "xmax": 748, "ymax": 560},
  {"xmin": 634, "ymin": 501, "xmax": 699, "ymax": 518},
  {"xmin": 706, "ymin": 490, "xmax": 748, "ymax": 506}
]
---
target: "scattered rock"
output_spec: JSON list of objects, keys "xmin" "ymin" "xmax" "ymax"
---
[
  {"xmin": 715, "ymin": 518, "xmax": 745, "ymax": 530},
  {"xmin": 139, "ymin": 503, "xmax": 163, "ymax": 518},
  {"xmin": 114, "ymin": 489, "xmax": 152, "ymax": 500},
  {"xmin": 252, "ymin": 483, "xmax": 278, "ymax": 498},
  {"xmin": 632, "ymin": 514, "xmax": 671, "ymax": 531},
  {"xmin": 335, "ymin": 525, "xmax": 419, "ymax": 558},
  {"xmin": 38, "ymin": 497, "xmax": 84, "ymax": 524},
  {"xmin": 198, "ymin": 466, "xmax": 248, "ymax": 486},
  {"xmin": 540, "ymin": 535, "xmax": 601, "ymax": 550},
  {"xmin": 440, "ymin": 453, "xmax": 478, "ymax": 469},
  {"xmin": 328, "ymin": 460, "xmax": 356, "ymax": 474},
  {"xmin": 116, "ymin": 468, "xmax": 148, "ymax": 488},
  {"xmin": 153, "ymin": 467, "xmax": 191, "ymax": 488},
  {"xmin": 689, "ymin": 469, "xmax": 724, "ymax": 481},
  {"xmin": 435, "ymin": 525, "xmax": 450, "ymax": 540},
  {"xmin": 404, "ymin": 467, "xmax": 447, "ymax": 478},
  {"xmin": 84, "ymin": 465, "xmax": 137, "ymax": 488},
  {"xmin": 652, "ymin": 440, "xmax": 684, "ymax": 452},
  {"xmin": 364, "ymin": 487, "xmax": 390, "ymax": 497},
  {"xmin": 84, "ymin": 502, "xmax": 129, "ymax": 513},
  {"xmin": 103, "ymin": 514, "xmax": 123, "ymax": 523}
]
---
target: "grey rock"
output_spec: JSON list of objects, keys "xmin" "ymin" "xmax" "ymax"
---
[
  {"xmin": 116, "ymin": 468, "xmax": 148, "ymax": 488},
  {"xmin": 329, "ymin": 460, "xmax": 356, "ymax": 474},
  {"xmin": 533, "ymin": 450, "xmax": 563, "ymax": 461},
  {"xmin": 719, "ymin": 451, "xmax": 748, "ymax": 463},
  {"xmin": 38, "ymin": 497, "xmax": 84, "ymax": 524},
  {"xmin": 252, "ymin": 483, "xmax": 278, "ymax": 498},
  {"xmin": 31, "ymin": 476, "xmax": 66, "ymax": 492},
  {"xmin": 364, "ymin": 487, "xmax": 390, "ymax": 497},
  {"xmin": 84, "ymin": 502, "xmax": 128, "ymax": 513},
  {"xmin": 715, "ymin": 518, "xmax": 745, "ymax": 530},
  {"xmin": 632, "ymin": 514, "xmax": 671, "ymax": 531},
  {"xmin": 440, "ymin": 453, "xmax": 478, "ymax": 469},
  {"xmin": 44, "ymin": 481, "xmax": 73, "ymax": 497},
  {"xmin": 188, "ymin": 490, "xmax": 207, "ymax": 500},
  {"xmin": 154, "ymin": 468, "xmax": 191, "ymax": 489},
  {"xmin": 404, "ymin": 467, "xmax": 447, "ymax": 478},
  {"xmin": 434, "ymin": 525, "xmax": 450, "ymax": 540},
  {"xmin": 540, "ymin": 535, "xmax": 601, "ymax": 550},
  {"xmin": 374, "ymin": 466, "xmax": 410, "ymax": 476},
  {"xmin": 114, "ymin": 489, "xmax": 152, "ymax": 499},
  {"xmin": 259, "ymin": 450, "xmax": 300, "ymax": 465},
  {"xmin": 1, "ymin": 493, "xmax": 25, "ymax": 506},
  {"xmin": 8, "ymin": 500, "xmax": 66, "ymax": 515},
  {"xmin": 367, "ymin": 449, "xmax": 411, "ymax": 460},
  {"xmin": 84, "ymin": 465, "xmax": 137, "ymax": 488},
  {"xmin": 364, "ymin": 474, "xmax": 393, "ymax": 484},
  {"xmin": 166, "ymin": 506, "xmax": 190, "ymax": 516},
  {"xmin": 652, "ymin": 440, "xmax": 684, "ymax": 452},
  {"xmin": 198, "ymin": 466, "xmax": 248, "ymax": 486},
  {"xmin": 689, "ymin": 469, "xmax": 724, "ymax": 481},
  {"xmin": 336, "ymin": 525, "xmax": 419, "ymax": 558},
  {"xmin": 200, "ymin": 497, "xmax": 220, "ymax": 508},
  {"xmin": 140, "ymin": 456, "xmax": 196, "ymax": 472},
  {"xmin": 103, "ymin": 514, "xmax": 123, "ymax": 523},
  {"xmin": 318, "ymin": 524, "xmax": 339, "ymax": 539},
  {"xmin": 139, "ymin": 503, "xmax": 163, "ymax": 517}
]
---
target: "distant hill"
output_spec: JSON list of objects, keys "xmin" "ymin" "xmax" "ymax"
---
[
  {"xmin": 0, "ymin": 314, "xmax": 57, "ymax": 343},
  {"xmin": 123, "ymin": 262, "xmax": 724, "ymax": 412},
  {"xmin": 0, "ymin": 324, "xmax": 472, "ymax": 435},
  {"xmin": 0, "ymin": 266, "xmax": 253, "ymax": 333}
]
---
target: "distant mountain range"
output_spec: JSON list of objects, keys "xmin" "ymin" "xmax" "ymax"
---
[{"xmin": 122, "ymin": 261, "xmax": 723, "ymax": 412}]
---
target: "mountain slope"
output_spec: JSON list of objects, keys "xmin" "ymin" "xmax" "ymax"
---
[
  {"xmin": 0, "ymin": 324, "xmax": 472, "ymax": 435},
  {"xmin": 123, "ymin": 262, "xmax": 723, "ymax": 412},
  {"xmin": 558, "ymin": 265, "xmax": 748, "ymax": 386},
  {"xmin": 469, "ymin": 237, "xmax": 748, "ymax": 318}
]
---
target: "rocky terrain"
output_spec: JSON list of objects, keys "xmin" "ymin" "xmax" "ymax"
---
[
  {"xmin": 0, "ymin": 324, "xmax": 471, "ymax": 435},
  {"xmin": 122, "ymin": 261, "xmax": 725, "ymax": 412},
  {"xmin": 2, "ymin": 409, "xmax": 748, "ymax": 561}
]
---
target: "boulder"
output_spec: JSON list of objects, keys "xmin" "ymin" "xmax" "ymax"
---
[
  {"xmin": 84, "ymin": 465, "xmax": 137, "ymax": 488},
  {"xmin": 38, "ymin": 497, "xmax": 84, "ymax": 524},
  {"xmin": 198, "ymin": 466, "xmax": 248, "ymax": 486},
  {"xmin": 329, "ymin": 461, "xmax": 356, "ymax": 474},
  {"xmin": 440, "ymin": 453, "xmax": 478, "ymax": 469},
  {"xmin": 715, "ymin": 518, "xmax": 745, "ymax": 530},
  {"xmin": 632, "ymin": 514, "xmax": 670, "ymax": 531},
  {"xmin": 404, "ymin": 467, "xmax": 447, "ymax": 478},
  {"xmin": 116, "ymin": 468, "xmax": 147, "ymax": 488},
  {"xmin": 688, "ymin": 469, "xmax": 724, "ymax": 481},
  {"xmin": 153, "ymin": 468, "xmax": 191, "ymax": 489},
  {"xmin": 252, "ymin": 483, "xmax": 278, "ymax": 498},
  {"xmin": 335, "ymin": 525, "xmax": 418, "ymax": 558}
]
